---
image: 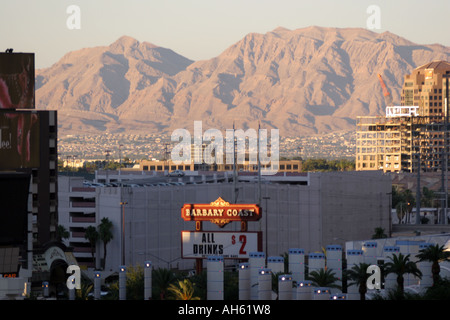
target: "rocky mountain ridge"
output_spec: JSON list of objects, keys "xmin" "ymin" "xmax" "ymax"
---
[{"xmin": 36, "ymin": 26, "xmax": 450, "ymax": 137}]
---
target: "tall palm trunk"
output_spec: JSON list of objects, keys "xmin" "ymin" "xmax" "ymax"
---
[
  {"xmin": 396, "ymin": 275, "xmax": 405, "ymax": 293},
  {"xmin": 359, "ymin": 282, "xmax": 367, "ymax": 301},
  {"xmin": 103, "ymin": 242, "xmax": 107, "ymax": 270},
  {"xmin": 432, "ymin": 261, "xmax": 441, "ymax": 285}
]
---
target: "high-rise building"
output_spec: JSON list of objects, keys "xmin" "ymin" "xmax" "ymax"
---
[
  {"xmin": 401, "ymin": 61, "xmax": 450, "ymax": 116},
  {"xmin": 356, "ymin": 61, "xmax": 450, "ymax": 173},
  {"xmin": 0, "ymin": 52, "xmax": 60, "ymax": 298}
]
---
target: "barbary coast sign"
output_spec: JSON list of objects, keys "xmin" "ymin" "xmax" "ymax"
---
[{"xmin": 181, "ymin": 197, "xmax": 261, "ymax": 227}]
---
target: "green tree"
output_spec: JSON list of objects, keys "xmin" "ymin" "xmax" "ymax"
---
[
  {"xmin": 84, "ymin": 225, "xmax": 99, "ymax": 264},
  {"xmin": 423, "ymin": 278, "xmax": 450, "ymax": 299},
  {"xmin": 345, "ymin": 262, "xmax": 371, "ymax": 301},
  {"xmin": 306, "ymin": 268, "xmax": 341, "ymax": 290},
  {"xmin": 153, "ymin": 268, "xmax": 176, "ymax": 300},
  {"xmin": 56, "ymin": 225, "xmax": 69, "ymax": 243},
  {"xmin": 168, "ymin": 279, "xmax": 200, "ymax": 300},
  {"xmin": 392, "ymin": 187, "xmax": 415, "ymax": 223},
  {"xmin": 384, "ymin": 253, "xmax": 422, "ymax": 295},
  {"xmin": 126, "ymin": 264, "xmax": 145, "ymax": 300},
  {"xmin": 302, "ymin": 158, "xmax": 355, "ymax": 172},
  {"xmin": 371, "ymin": 227, "xmax": 387, "ymax": 239},
  {"xmin": 421, "ymin": 186, "xmax": 435, "ymax": 208},
  {"xmin": 190, "ymin": 270, "xmax": 207, "ymax": 300},
  {"xmin": 98, "ymin": 217, "xmax": 114, "ymax": 270},
  {"xmin": 416, "ymin": 243, "xmax": 450, "ymax": 287},
  {"xmin": 76, "ymin": 281, "xmax": 93, "ymax": 300}
]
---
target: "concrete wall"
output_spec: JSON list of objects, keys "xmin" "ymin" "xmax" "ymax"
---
[{"xmin": 59, "ymin": 171, "xmax": 392, "ymax": 272}]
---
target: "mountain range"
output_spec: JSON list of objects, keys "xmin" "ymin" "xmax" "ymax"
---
[{"xmin": 35, "ymin": 26, "xmax": 450, "ymax": 137}]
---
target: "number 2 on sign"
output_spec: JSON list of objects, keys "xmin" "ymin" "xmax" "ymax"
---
[{"xmin": 231, "ymin": 235, "xmax": 247, "ymax": 254}]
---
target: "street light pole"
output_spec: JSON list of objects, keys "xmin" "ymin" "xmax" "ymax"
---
[
  {"xmin": 119, "ymin": 144, "xmax": 123, "ymax": 187},
  {"xmin": 120, "ymin": 201, "xmax": 128, "ymax": 266},
  {"xmin": 263, "ymin": 196, "xmax": 270, "ymax": 256}
]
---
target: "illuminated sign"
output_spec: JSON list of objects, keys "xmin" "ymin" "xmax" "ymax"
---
[
  {"xmin": 181, "ymin": 197, "xmax": 261, "ymax": 227},
  {"xmin": 181, "ymin": 231, "xmax": 262, "ymax": 259},
  {"xmin": 0, "ymin": 53, "xmax": 35, "ymax": 109},
  {"xmin": 0, "ymin": 111, "xmax": 40, "ymax": 169},
  {"xmin": 385, "ymin": 106, "xmax": 419, "ymax": 117},
  {"xmin": 0, "ymin": 273, "xmax": 18, "ymax": 278}
]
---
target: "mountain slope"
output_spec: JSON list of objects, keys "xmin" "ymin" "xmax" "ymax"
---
[
  {"xmin": 36, "ymin": 27, "xmax": 450, "ymax": 136},
  {"xmin": 36, "ymin": 36, "xmax": 193, "ymax": 133}
]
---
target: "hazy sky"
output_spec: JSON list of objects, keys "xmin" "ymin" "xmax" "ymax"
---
[{"xmin": 1, "ymin": 0, "xmax": 449, "ymax": 69}]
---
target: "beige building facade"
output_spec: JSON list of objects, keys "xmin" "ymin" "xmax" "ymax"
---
[{"xmin": 357, "ymin": 61, "xmax": 450, "ymax": 173}]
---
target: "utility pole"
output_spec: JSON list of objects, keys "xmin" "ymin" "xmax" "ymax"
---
[
  {"xmin": 415, "ymin": 119, "xmax": 421, "ymax": 225},
  {"xmin": 119, "ymin": 144, "xmax": 123, "ymax": 187},
  {"xmin": 233, "ymin": 121, "xmax": 237, "ymax": 203},
  {"xmin": 257, "ymin": 121, "xmax": 261, "ymax": 206},
  {"xmin": 445, "ymin": 74, "xmax": 449, "ymax": 224},
  {"xmin": 120, "ymin": 201, "xmax": 128, "ymax": 266},
  {"xmin": 105, "ymin": 149, "xmax": 111, "ymax": 184}
]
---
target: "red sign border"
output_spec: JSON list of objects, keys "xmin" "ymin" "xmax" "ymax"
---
[{"xmin": 181, "ymin": 197, "xmax": 262, "ymax": 223}]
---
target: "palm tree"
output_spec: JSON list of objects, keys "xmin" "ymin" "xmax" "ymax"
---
[
  {"xmin": 168, "ymin": 279, "xmax": 200, "ymax": 300},
  {"xmin": 84, "ymin": 225, "xmax": 99, "ymax": 264},
  {"xmin": 416, "ymin": 243, "xmax": 450, "ymax": 286},
  {"xmin": 393, "ymin": 187, "xmax": 415, "ymax": 223},
  {"xmin": 306, "ymin": 268, "xmax": 341, "ymax": 290},
  {"xmin": 345, "ymin": 262, "xmax": 371, "ymax": 300},
  {"xmin": 57, "ymin": 225, "xmax": 69, "ymax": 243},
  {"xmin": 421, "ymin": 187, "xmax": 435, "ymax": 208},
  {"xmin": 98, "ymin": 217, "xmax": 114, "ymax": 270},
  {"xmin": 371, "ymin": 227, "xmax": 387, "ymax": 239},
  {"xmin": 76, "ymin": 281, "xmax": 93, "ymax": 300},
  {"xmin": 384, "ymin": 253, "xmax": 422, "ymax": 294},
  {"xmin": 126, "ymin": 264, "xmax": 145, "ymax": 300},
  {"xmin": 153, "ymin": 268, "xmax": 176, "ymax": 300}
]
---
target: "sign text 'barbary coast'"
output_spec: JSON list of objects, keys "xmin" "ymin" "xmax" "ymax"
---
[{"xmin": 181, "ymin": 197, "xmax": 261, "ymax": 223}]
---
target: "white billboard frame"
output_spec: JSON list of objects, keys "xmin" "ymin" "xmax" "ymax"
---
[{"xmin": 181, "ymin": 231, "xmax": 262, "ymax": 259}]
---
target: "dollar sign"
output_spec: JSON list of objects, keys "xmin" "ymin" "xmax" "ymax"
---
[{"xmin": 231, "ymin": 235, "xmax": 235, "ymax": 245}]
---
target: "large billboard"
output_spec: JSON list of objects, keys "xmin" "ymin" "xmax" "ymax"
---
[
  {"xmin": 0, "ymin": 111, "xmax": 40, "ymax": 169},
  {"xmin": 0, "ymin": 53, "xmax": 35, "ymax": 109},
  {"xmin": 0, "ymin": 172, "xmax": 30, "ymax": 245},
  {"xmin": 181, "ymin": 231, "xmax": 262, "ymax": 259}
]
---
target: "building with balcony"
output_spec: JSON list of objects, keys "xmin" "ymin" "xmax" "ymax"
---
[
  {"xmin": 58, "ymin": 177, "xmax": 98, "ymax": 269},
  {"xmin": 356, "ymin": 61, "xmax": 450, "ymax": 173}
]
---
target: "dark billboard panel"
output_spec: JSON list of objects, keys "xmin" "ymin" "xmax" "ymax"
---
[
  {"xmin": 0, "ymin": 53, "xmax": 35, "ymax": 109},
  {"xmin": 0, "ymin": 172, "xmax": 30, "ymax": 245},
  {"xmin": 0, "ymin": 111, "xmax": 39, "ymax": 169}
]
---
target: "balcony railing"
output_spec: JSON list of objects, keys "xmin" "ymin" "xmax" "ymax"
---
[
  {"xmin": 71, "ymin": 231, "xmax": 86, "ymax": 238},
  {"xmin": 72, "ymin": 202, "xmax": 95, "ymax": 208},
  {"xmin": 72, "ymin": 187, "xmax": 95, "ymax": 192},
  {"xmin": 72, "ymin": 216, "xmax": 95, "ymax": 223},
  {"xmin": 73, "ymin": 247, "xmax": 92, "ymax": 253}
]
